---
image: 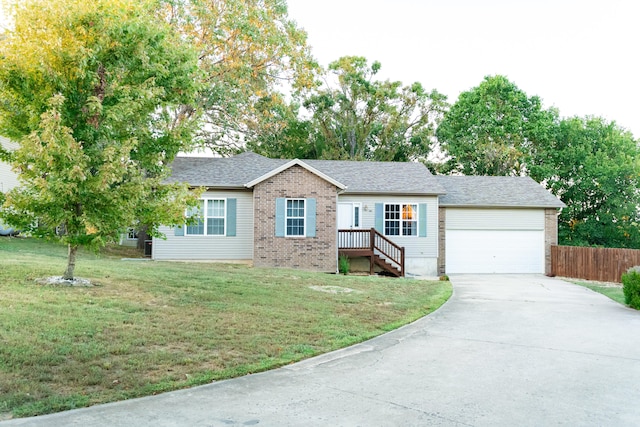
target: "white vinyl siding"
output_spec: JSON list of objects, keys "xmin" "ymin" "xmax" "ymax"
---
[
  {"xmin": 153, "ymin": 190, "xmax": 253, "ymax": 260},
  {"xmin": 445, "ymin": 208, "xmax": 545, "ymax": 274}
]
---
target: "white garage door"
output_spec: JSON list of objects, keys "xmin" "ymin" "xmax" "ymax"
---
[{"xmin": 445, "ymin": 209, "xmax": 545, "ymax": 274}]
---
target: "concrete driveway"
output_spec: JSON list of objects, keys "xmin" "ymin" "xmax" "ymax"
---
[{"xmin": 5, "ymin": 275, "xmax": 640, "ymax": 426}]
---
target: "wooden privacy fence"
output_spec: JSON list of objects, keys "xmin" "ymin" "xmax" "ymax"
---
[{"xmin": 551, "ymin": 245, "xmax": 640, "ymax": 283}]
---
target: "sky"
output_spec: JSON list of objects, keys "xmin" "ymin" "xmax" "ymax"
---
[{"xmin": 286, "ymin": 0, "xmax": 640, "ymax": 137}]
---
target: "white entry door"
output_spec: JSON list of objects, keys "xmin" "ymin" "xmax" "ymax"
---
[{"xmin": 338, "ymin": 203, "xmax": 361, "ymax": 229}]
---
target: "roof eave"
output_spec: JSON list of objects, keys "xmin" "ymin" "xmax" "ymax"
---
[
  {"xmin": 439, "ymin": 203, "xmax": 565, "ymax": 209},
  {"xmin": 342, "ymin": 190, "xmax": 445, "ymax": 196}
]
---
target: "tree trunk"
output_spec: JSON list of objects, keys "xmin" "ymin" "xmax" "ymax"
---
[
  {"xmin": 136, "ymin": 224, "xmax": 149, "ymax": 251},
  {"xmin": 63, "ymin": 244, "xmax": 78, "ymax": 280}
]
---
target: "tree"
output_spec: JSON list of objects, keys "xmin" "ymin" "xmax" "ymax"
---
[
  {"xmin": 157, "ymin": 0, "xmax": 316, "ymax": 156},
  {"xmin": 246, "ymin": 96, "xmax": 320, "ymax": 159},
  {"xmin": 0, "ymin": 0, "xmax": 200, "ymax": 279},
  {"xmin": 542, "ymin": 117, "xmax": 640, "ymax": 247},
  {"xmin": 436, "ymin": 75, "xmax": 557, "ymax": 176},
  {"xmin": 249, "ymin": 56, "xmax": 448, "ymax": 161}
]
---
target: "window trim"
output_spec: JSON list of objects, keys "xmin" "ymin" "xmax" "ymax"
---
[
  {"xmin": 185, "ymin": 198, "xmax": 227, "ymax": 236},
  {"xmin": 285, "ymin": 198, "xmax": 306, "ymax": 237},
  {"xmin": 384, "ymin": 203, "xmax": 419, "ymax": 237}
]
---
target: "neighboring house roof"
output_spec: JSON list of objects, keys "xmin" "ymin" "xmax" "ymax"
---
[
  {"xmin": 168, "ymin": 152, "xmax": 446, "ymax": 196},
  {"xmin": 437, "ymin": 176, "xmax": 565, "ymax": 208}
]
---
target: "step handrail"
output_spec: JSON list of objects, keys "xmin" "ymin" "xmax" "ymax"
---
[{"xmin": 338, "ymin": 228, "xmax": 405, "ymax": 276}]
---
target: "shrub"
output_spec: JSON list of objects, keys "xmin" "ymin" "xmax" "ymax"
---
[
  {"xmin": 439, "ymin": 274, "xmax": 450, "ymax": 281},
  {"xmin": 338, "ymin": 254, "xmax": 350, "ymax": 275},
  {"xmin": 621, "ymin": 266, "xmax": 640, "ymax": 309}
]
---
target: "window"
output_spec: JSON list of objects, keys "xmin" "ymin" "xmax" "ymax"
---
[
  {"xmin": 207, "ymin": 200, "xmax": 225, "ymax": 235},
  {"xmin": 353, "ymin": 205, "xmax": 360, "ymax": 228},
  {"xmin": 286, "ymin": 199, "xmax": 305, "ymax": 236},
  {"xmin": 126, "ymin": 228, "xmax": 138, "ymax": 240},
  {"xmin": 385, "ymin": 203, "xmax": 418, "ymax": 236},
  {"xmin": 186, "ymin": 199, "xmax": 225, "ymax": 235}
]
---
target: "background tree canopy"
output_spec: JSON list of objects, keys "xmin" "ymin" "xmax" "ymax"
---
[
  {"xmin": 248, "ymin": 56, "xmax": 448, "ymax": 162},
  {"xmin": 436, "ymin": 75, "xmax": 558, "ymax": 177},
  {"xmin": 541, "ymin": 116, "xmax": 640, "ymax": 247},
  {"xmin": 157, "ymin": 0, "xmax": 317, "ymax": 156}
]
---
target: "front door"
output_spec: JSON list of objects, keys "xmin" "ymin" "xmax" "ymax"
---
[
  {"xmin": 338, "ymin": 203, "xmax": 360, "ymax": 229},
  {"xmin": 338, "ymin": 202, "xmax": 361, "ymax": 249}
]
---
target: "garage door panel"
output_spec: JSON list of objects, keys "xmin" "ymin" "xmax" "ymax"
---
[{"xmin": 446, "ymin": 230, "xmax": 544, "ymax": 274}]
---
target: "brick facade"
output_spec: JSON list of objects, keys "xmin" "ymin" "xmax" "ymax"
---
[
  {"xmin": 253, "ymin": 165, "xmax": 338, "ymax": 272},
  {"xmin": 544, "ymin": 208, "xmax": 559, "ymax": 275}
]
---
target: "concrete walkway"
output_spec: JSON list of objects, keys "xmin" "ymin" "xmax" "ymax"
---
[{"xmin": 5, "ymin": 275, "xmax": 640, "ymax": 426}]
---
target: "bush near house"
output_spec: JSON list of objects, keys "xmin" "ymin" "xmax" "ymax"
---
[{"xmin": 622, "ymin": 267, "xmax": 640, "ymax": 309}]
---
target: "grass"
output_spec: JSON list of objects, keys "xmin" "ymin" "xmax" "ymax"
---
[
  {"xmin": 571, "ymin": 280, "xmax": 625, "ymax": 305},
  {"xmin": 0, "ymin": 237, "xmax": 451, "ymax": 419}
]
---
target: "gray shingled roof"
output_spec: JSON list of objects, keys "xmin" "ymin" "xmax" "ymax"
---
[
  {"xmin": 305, "ymin": 159, "xmax": 445, "ymax": 195},
  {"xmin": 167, "ymin": 152, "xmax": 446, "ymax": 195},
  {"xmin": 166, "ymin": 152, "xmax": 286, "ymax": 187},
  {"xmin": 437, "ymin": 176, "xmax": 565, "ymax": 208}
]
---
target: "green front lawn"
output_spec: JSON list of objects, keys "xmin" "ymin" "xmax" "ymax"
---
[{"xmin": 0, "ymin": 237, "xmax": 451, "ymax": 419}]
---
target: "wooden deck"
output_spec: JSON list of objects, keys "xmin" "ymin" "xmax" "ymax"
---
[{"xmin": 338, "ymin": 228, "xmax": 405, "ymax": 277}]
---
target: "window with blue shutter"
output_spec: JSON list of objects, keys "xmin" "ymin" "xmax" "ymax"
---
[
  {"xmin": 377, "ymin": 202, "xmax": 428, "ymax": 237},
  {"xmin": 276, "ymin": 198, "xmax": 316, "ymax": 237}
]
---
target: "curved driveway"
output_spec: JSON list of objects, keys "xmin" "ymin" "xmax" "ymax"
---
[{"xmin": 5, "ymin": 275, "xmax": 640, "ymax": 426}]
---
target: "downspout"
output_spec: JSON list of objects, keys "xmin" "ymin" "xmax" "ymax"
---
[{"xmin": 335, "ymin": 188, "xmax": 347, "ymax": 274}]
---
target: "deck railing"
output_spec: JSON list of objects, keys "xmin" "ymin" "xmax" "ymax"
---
[{"xmin": 338, "ymin": 228, "xmax": 405, "ymax": 276}]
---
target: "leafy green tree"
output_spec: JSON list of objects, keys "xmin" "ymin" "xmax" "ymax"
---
[
  {"xmin": 0, "ymin": 0, "xmax": 200, "ymax": 279},
  {"xmin": 542, "ymin": 117, "xmax": 640, "ymax": 247},
  {"xmin": 436, "ymin": 75, "xmax": 557, "ymax": 176},
  {"xmin": 246, "ymin": 96, "xmax": 320, "ymax": 159},
  {"xmin": 250, "ymin": 56, "xmax": 447, "ymax": 161},
  {"xmin": 157, "ymin": 0, "xmax": 317, "ymax": 156}
]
